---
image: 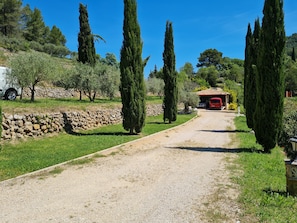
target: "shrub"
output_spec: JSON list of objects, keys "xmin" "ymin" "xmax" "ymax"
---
[
  {"xmin": 43, "ymin": 44, "xmax": 70, "ymax": 58},
  {"xmin": 279, "ymin": 110, "xmax": 297, "ymax": 160},
  {"xmin": 228, "ymin": 102, "xmax": 237, "ymax": 110},
  {"xmin": 29, "ymin": 41, "xmax": 43, "ymax": 52}
]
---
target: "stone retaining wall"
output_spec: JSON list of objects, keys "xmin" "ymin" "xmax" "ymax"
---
[{"xmin": 1, "ymin": 104, "xmax": 163, "ymax": 141}]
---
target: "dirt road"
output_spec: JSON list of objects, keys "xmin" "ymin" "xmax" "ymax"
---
[{"xmin": 0, "ymin": 109, "xmax": 240, "ymax": 223}]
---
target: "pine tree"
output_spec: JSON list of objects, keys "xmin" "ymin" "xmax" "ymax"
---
[
  {"xmin": 120, "ymin": 0, "xmax": 146, "ymax": 134},
  {"xmin": 163, "ymin": 21, "xmax": 178, "ymax": 123},
  {"xmin": 47, "ymin": 25, "xmax": 66, "ymax": 46},
  {"xmin": 254, "ymin": 0, "xmax": 286, "ymax": 152},
  {"xmin": 244, "ymin": 19, "xmax": 260, "ymax": 129},
  {"xmin": 23, "ymin": 8, "xmax": 46, "ymax": 43},
  {"xmin": 78, "ymin": 3, "xmax": 96, "ymax": 67},
  {"xmin": 0, "ymin": 0, "xmax": 22, "ymax": 37}
]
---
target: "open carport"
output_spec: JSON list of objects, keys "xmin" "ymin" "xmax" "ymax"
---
[{"xmin": 197, "ymin": 88, "xmax": 230, "ymax": 109}]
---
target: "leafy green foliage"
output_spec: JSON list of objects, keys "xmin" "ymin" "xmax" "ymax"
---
[
  {"xmin": 279, "ymin": 110, "xmax": 297, "ymax": 159},
  {"xmin": 148, "ymin": 65, "xmax": 163, "ymax": 79},
  {"xmin": 284, "ymin": 57, "xmax": 297, "ymax": 92},
  {"xmin": 180, "ymin": 62, "xmax": 195, "ymax": 79},
  {"xmin": 286, "ymin": 33, "xmax": 297, "ymax": 57},
  {"xmin": 62, "ymin": 61, "xmax": 120, "ymax": 102},
  {"xmin": 196, "ymin": 65, "xmax": 218, "ymax": 87},
  {"xmin": 47, "ymin": 25, "xmax": 66, "ymax": 46},
  {"xmin": 23, "ymin": 8, "xmax": 47, "ymax": 43},
  {"xmin": 0, "ymin": 2, "xmax": 68, "ymax": 56},
  {"xmin": 224, "ymin": 80, "xmax": 242, "ymax": 104},
  {"xmin": 197, "ymin": 48, "xmax": 223, "ymax": 68},
  {"xmin": 145, "ymin": 77, "xmax": 164, "ymax": 97},
  {"xmin": 97, "ymin": 63, "xmax": 120, "ymax": 100},
  {"xmin": 9, "ymin": 51, "xmax": 59, "ymax": 101},
  {"xmin": 279, "ymin": 99, "xmax": 297, "ymax": 159},
  {"xmin": 0, "ymin": 0, "xmax": 22, "ymax": 37}
]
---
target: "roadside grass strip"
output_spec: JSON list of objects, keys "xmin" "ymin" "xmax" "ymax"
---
[{"xmin": 234, "ymin": 116, "xmax": 297, "ymax": 222}]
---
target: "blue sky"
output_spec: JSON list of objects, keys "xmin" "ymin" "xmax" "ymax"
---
[{"xmin": 22, "ymin": 0, "xmax": 297, "ymax": 76}]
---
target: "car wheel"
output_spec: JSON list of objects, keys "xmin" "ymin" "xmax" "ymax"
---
[{"xmin": 5, "ymin": 89, "xmax": 17, "ymax": 100}]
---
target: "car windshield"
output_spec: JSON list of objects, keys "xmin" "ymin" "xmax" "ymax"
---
[{"xmin": 211, "ymin": 99, "xmax": 220, "ymax": 103}]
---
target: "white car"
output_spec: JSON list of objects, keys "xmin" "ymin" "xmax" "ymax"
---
[{"xmin": 0, "ymin": 66, "xmax": 22, "ymax": 100}]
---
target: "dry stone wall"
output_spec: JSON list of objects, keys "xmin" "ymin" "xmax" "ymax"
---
[{"xmin": 2, "ymin": 104, "xmax": 163, "ymax": 141}]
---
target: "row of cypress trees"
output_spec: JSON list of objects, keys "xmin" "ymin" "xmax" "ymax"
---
[
  {"xmin": 244, "ymin": 0, "xmax": 286, "ymax": 153},
  {"xmin": 78, "ymin": 0, "xmax": 178, "ymax": 135}
]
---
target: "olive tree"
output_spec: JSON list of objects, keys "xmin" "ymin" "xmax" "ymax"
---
[
  {"xmin": 145, "ymin": 77, "xmax": 164, "ymax": 97},
  {"xmin": 97, "ymin": 63, "xmax": 120, "ymax": 100},
  {"xmin": 64, "ymin": 62, "xmax": 120, "ymax": 102},
  {"xmin": 9, "ymin": 51, "xmax": 57, "ymax": 101}
]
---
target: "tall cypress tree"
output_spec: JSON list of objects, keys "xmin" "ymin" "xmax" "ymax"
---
[
  {"xmin": 77, "ymin": 3, "xmax": 96, "ymax": 101},
  {"xmin": 245, "ymin": 19, "xmax": 261, "ymax": 129},
  {"xmin": 163, "ymin": 21, "xmax": 177, "ymax": 123},
  {"xmin": 120, "ymin": 0, "xmax": 146, "ymax": 134},
  {"xmin": 78, "ymin": 3, "xmax": 96, "ymax": 67},
  {"xmin": 244, "ymin": 23, "xmax": 253, "ymax": 119},
  {"xmin": 254, "ymin": 0, "xmax": 286, "ymax": 152}
]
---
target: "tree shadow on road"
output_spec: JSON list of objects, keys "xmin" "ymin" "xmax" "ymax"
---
[
  {"xmin": 167, "ymin": 146, "xmax": 262, "ymax": 154},
  {"xmin": 199, "ymin": 129, "xmax": 251, "ymax": 133},
  {"xmin": 65, "ymin": 131, "xmax": 133, "ymax": 136}
]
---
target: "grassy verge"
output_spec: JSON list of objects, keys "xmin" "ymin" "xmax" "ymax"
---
[
  {"xmin": 0, "ymin": 113, "xmax": 195, "ymax": 181},
  {"xmin": 233, "ymin": 116, "xmax": 297, "ymax": 222}
]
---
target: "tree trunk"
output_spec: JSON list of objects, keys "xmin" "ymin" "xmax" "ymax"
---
[
  {"xmin": 30, "ymin": 85, "xmax": 35, "ymax": 102},
  {"xmin": 79, "ymin": 91, "xmax": 82, "ymax": 101}
]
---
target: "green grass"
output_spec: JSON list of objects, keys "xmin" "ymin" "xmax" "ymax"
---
[
  {"xmin": 0, "ymin": 113, "xmax": 195, "ymax": 181},
  {"xmin": 234, "ymin": 116, "xmax": 297, "ymax": 223},
  {"xmin": 0, "ymin": 96, "xmax": 163, "ymax": 114}
]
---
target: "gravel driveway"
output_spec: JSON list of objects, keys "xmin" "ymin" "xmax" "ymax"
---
[{"xmin": 0, "ymin": 109, "xmax": 241, "ymax": 223}]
